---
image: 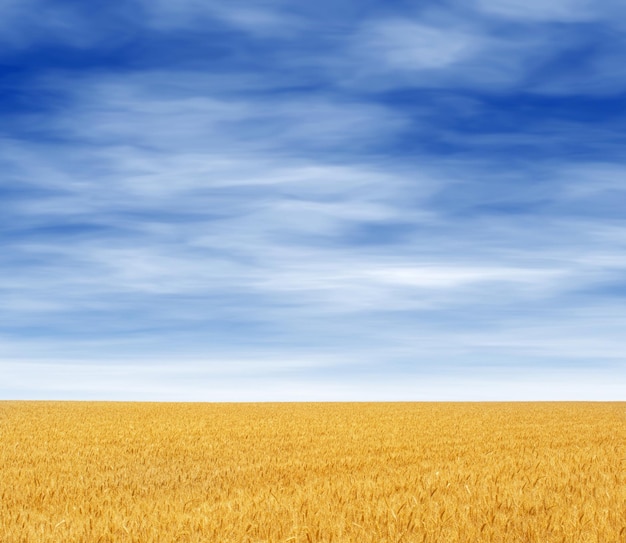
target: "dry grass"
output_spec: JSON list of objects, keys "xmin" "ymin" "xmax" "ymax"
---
[{"xmin": 0, "ymin": 402, "xmax": 624, "ymax": 542}]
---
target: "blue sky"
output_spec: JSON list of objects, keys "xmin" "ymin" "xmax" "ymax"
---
[{"xmin": 2, "ymin": 0, "xmax": 626, "ymax": 400}]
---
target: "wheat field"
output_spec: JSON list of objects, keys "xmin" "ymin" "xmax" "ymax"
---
[{"xmin": 0, "ymin": 402, "xmax": 624, "ymax": 542}]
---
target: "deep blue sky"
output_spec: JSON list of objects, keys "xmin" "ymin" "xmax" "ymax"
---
[{"xmin": 2, "ymin": 0, "xmax": 626, "ymax": 399}]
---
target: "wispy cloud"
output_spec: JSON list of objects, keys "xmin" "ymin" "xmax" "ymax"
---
[{"xmin": 333, "ymin": 4, "xmax": 626, "ymax": 96}]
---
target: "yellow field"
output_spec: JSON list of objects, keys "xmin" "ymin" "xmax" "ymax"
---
[{"xmin": 0, "ymin": 402, "xmax": 624, "ymax": 542}]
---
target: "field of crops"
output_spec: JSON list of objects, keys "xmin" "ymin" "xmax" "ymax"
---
[{"xmin": 0, "ymin": 402, "xmax": 624, "ymax": 542}]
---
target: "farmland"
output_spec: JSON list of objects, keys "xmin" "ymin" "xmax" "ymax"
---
[{"xmin": 0, "ymin": 402, "xmax": 624, "ymax": 542}]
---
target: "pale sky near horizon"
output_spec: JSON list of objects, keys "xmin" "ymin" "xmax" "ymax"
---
[{"xmin": 2, "ymin": 0, "xmax": 626, "ymax": 400}]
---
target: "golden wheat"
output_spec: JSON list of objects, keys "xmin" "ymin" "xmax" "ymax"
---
[{"xmin": 0, "ymin": 402, "xmax": 624, "ymax": 542}]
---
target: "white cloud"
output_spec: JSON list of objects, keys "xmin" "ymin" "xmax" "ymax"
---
[
  {"xmin": 330, "ymin": 5, "xmax": 626, "ymax": 96},
  {"xmin": 42, "ymin": 72, "xmax": 407, "ymax": 158},
  {"xmin": 357, "ymin": 20, "xmax": 477, "ymax": 71},
  {"xmin": 366, "ymin": 265, "xmax": 563, "ymax": 288},
  {"xmin": 338, "ymin": 17, "xmax": 559, "ymax": 92}
]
